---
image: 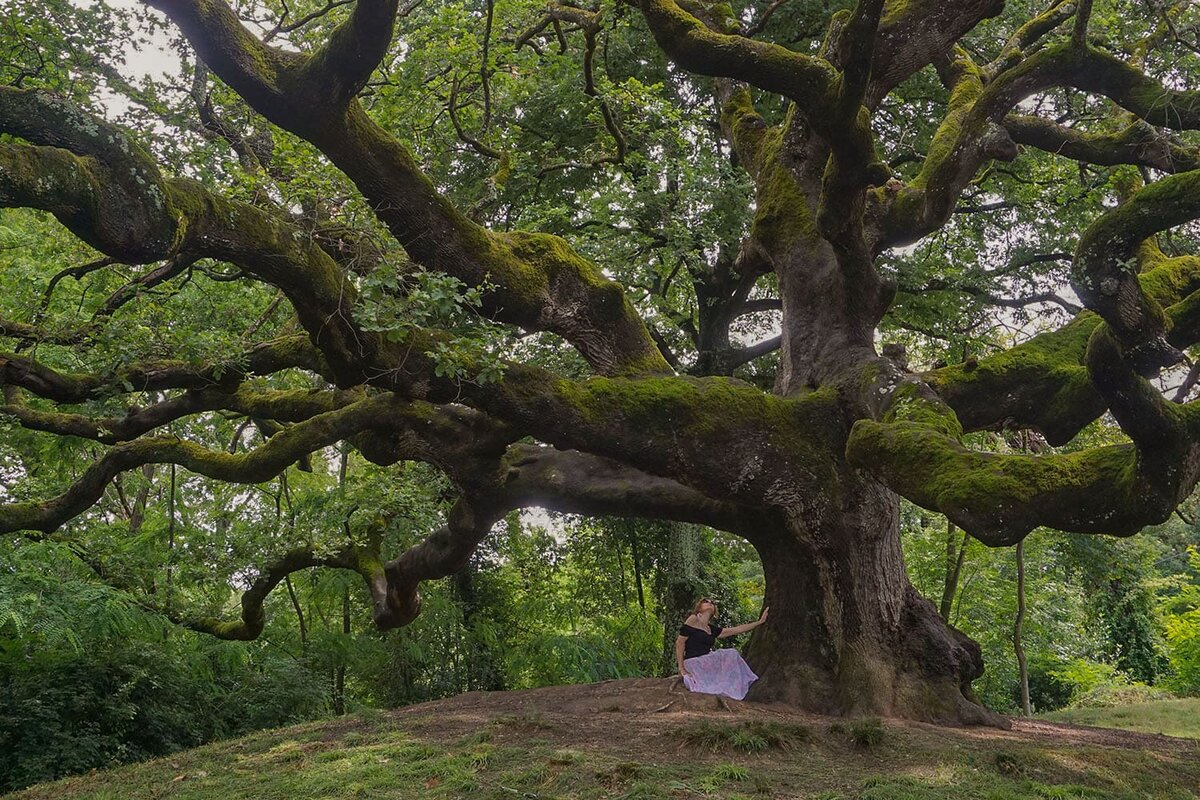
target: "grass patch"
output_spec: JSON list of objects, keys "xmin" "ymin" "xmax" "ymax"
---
[
  {"xmin": 1042, "ymin": 698, "xmax": 1200, "ymax": 740},
  {"xmin": 848, "ymin": 717, "xmax": 886, "ymax": 748},
  {"xmin": 670, "ymin": 719, "xmax": 811, "ymax": 753}
]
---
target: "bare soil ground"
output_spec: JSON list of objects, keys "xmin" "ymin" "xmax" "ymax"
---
[{"xmin": 393, "ymin": 676, "xmax": 1199, "ymax": 756}]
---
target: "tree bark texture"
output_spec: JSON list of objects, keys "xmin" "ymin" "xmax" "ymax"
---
[{"xmin": 743, "ymin": 472, "xmax": 1004, "ymax": 725}]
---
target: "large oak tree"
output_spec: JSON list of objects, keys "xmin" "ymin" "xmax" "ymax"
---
[{"xmin": 4, "ymin": 0, "xmax": 1200, "ymax": 725}]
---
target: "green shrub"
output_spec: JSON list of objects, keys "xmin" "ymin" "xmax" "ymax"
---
[{"xmin": 0, "ymin": 552, "xmax": 329, "ymax": 794}]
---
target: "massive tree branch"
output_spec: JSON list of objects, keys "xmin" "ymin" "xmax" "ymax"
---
[
  {"xmin": 1074, "ymin": 169, "xmax": 1200, "ymax": 362},
  {"xmin": 849, "ymin": 357, "xmax": 1200, "ymax": 546},
  {"xmin": 865, "ymin": 0, "xmax": 1005, "ymax": 104},
  {"xmin": 145, "ymin": 0, "xmax": 668, "ymax": 377},
  {"xmin": 926, "ymin": 251, "xmax": 1200, "ymax": 443}
]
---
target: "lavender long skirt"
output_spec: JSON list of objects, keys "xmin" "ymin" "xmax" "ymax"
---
[{"xmin": 682, "ymin": 648, "xmax": 759, "ymax": 700}]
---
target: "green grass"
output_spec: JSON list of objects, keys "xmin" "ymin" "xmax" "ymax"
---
[
  {"xmin": 1042, "ymin": 698, "xmax": 1200, "ymax": 740},
  {"xmin": 847, "ymin": 717, "xmax": 886, "ymax": 748},
  {"xmin": 669, "ymin": 719, "xmax": 811, "ymax": 753},
  {"xmin": 4, "ymin": 703, "xmax": 1199, "ymax": 800}
]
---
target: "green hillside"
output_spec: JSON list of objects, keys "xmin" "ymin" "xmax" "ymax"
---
[
  {"xmin": 1042, "ymin": 698, "xmax": 1200, "ymax": 741},
  {"xmin": 5, "ymin": 680, "xmax": 1199, "ymax": 800}
]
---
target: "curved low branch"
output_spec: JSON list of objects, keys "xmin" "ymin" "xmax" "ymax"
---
[
  {"xmin": 183, "ymin": 549, "xmax": 333, "ymax": 640},
  {"xmin": 848, "ymin": 374, "xmax": 1200, "ymax": 546},
  {"xmin": 0, "ymin": 393, "xmax": 401, "ymax": 534},
  {"xmin": 1073, "ymin": 169, "xmax": 1200, "ymax": 361},
  {"xmin": 182, "ymin": 539, "xmax": 393, "ymax": 640},
  {"xmin": 926, "ymin": 251, "xmax": 1200, "ymax": 443},
  {"xmin": 375, "ymin": 442, "xmax": 755, "ymax": 629}
]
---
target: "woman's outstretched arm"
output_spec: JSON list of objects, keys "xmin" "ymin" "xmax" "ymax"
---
[
  {"xmin": 675, "ymin": 634, "xmax": 689, "ymax": 675},
  {"xmin": 716, "ymin": 606, "xmax": 769, "ymax": 638}
]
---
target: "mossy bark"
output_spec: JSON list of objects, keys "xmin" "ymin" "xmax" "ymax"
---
[{"xmin": 744, "ymin": 475, "xmax": 1006, "ymax": 726}]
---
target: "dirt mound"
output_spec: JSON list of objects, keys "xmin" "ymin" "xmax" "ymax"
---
[
  {"xmin": 411, "ymin": 677, "xmax": 747, "ymax": 716},
  {"xmin": 390, "ymin": 677, "xmax": 1199, "ymax": 757}
]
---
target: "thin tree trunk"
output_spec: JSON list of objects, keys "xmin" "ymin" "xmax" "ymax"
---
[
  {"xmin": 285, "ymin": 575, "xmax": 308, "ymax": 651},
  {"xmin": 334, "ymin": 586, "xmax": 349, "ymax": 715},
  {"xmin": 657, "ymin": 522, "xmax": 702, "ymax": 675},
  {"xmin": 166, "ymin": 463, "xmax": 176, "ymax": 613},
  {"xmin": 1014, "ymin": 539, "xmax": 1032, "ymax": 717},
  {"xmin": 615, "ymin": 529, "xmax": 629, "ymax": 606},
  {"xmin": 628, "ymin": 522, "xmax": 646, "ymax": 610},
  {"xmin": 333, "ymin": 446, "xmax": 350, "ymax": 715},
  {"xmin": 940, "ymin": 521, "xmax": 969, "ymax": 622}
]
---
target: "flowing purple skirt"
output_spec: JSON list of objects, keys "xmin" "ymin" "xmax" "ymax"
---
[{"xmin": 682, "ymin": 648, "xmax": 759, "ymax": 700}]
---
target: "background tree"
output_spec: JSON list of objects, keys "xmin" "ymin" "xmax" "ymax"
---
[{"xmin": 6, "ymin": 0, "xmax": 1200, "ymax": 727}]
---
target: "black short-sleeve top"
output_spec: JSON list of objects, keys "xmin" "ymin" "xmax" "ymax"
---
[{"xmin": 679, "ymin": 622, "xmax": 723, "ymax": 660}]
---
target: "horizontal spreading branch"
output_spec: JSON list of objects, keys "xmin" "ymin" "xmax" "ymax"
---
[
  {"xmin": 0, "ymin": 394, "xmax": 407, "ymax": 535},
  {"xmin": 0, "ymin": 384, "xmax": 365, "ymax": 444},
  {"xmin": 850, "ymin": 364, "xmax": 1200, "ymax": 545},
  {"xmin": 1004, "ymin": 114, "xmax": 1200, "ymax": 174},
  {"xmin": 461, "ymin": 366, "xmax": 844, "ymax": 511},
  {"xmin": 0, "ymin": 336, "xmax": 326, "ymax": 405}
]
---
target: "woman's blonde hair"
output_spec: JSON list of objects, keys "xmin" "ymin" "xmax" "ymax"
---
[{"xmin": 692, "ymin": 597, "xmax": 717, "ymax": 615}]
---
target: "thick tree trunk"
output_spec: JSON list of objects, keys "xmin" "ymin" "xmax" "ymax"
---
[{"xmin": 743, "ymin": 476, "xmax": 1007, "ymax": 727}]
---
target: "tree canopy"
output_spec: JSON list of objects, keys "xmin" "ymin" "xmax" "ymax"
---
[{"xmin": 4, "ymin": 0, "xmax": 1200, "ymax": 725}]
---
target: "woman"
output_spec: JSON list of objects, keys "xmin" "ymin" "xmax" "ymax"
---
[{"xmin": 675, "ymin": 598, "xmax": 768, "ymax": 700}]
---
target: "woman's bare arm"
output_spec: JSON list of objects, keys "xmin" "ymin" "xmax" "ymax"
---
[
  {"xmin": 675, "ymin": 635, "xmax": 689, "ymax": 675},
  {"xmin": 716, "ymin": 606, "xmax": 769, "ymax": 638}
]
